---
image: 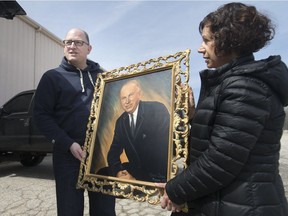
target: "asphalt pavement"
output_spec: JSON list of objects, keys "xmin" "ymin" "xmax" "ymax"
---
[{"xmin": 1, "ymin": 130, "xmax": 287, "ymax": 216}]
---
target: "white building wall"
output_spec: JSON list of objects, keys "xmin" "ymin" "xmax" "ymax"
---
[
  {"xmin": 34, "ymin": 30, "xmax": 63, "ymax": 85},
  {"xmin": 0, "ymin": 15, "xmax": 63, "ymax": 106}
]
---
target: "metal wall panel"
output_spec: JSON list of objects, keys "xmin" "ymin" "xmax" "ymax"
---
[
  {"xmin": 34, "ymin": 30, "xmax": 64, "ymax": 86},
  {"xmin": 0, "ymin": 16, "xmax": 63, "ymax": 106}
]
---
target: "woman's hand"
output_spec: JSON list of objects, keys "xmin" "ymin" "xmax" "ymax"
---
[
  {"xmin": 180, "ymin": 84, "xmax": 195, "ymax": 121},
  {"xmin": 188, "ymin": 86, "xmax": 195, "ymax": 121},
  {"xmin": 155, "ymin": 183, "xmax": 185, "ymax": 213}
]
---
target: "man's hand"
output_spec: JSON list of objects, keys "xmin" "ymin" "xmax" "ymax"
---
[
  {"xmin": 70, "ymin": 142, "xmax": 86, "ymax": 161},
  {"xmin": 116, "ymin": 170, "xmax": 135, "ymax": 180}
]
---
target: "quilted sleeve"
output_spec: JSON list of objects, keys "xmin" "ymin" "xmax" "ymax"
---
[{"xmin": 165, "ymin": 77, "xmax": 272, "ymax": 205}]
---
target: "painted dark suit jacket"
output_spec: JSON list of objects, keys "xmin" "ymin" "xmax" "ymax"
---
[{"xmin": 107, "ymin": 100, "xmax": 170, "ymax": 182}]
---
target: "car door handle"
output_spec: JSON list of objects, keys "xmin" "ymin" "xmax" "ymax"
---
[{"xmin": 20, "ymin": 118, "xmax": 30, "ymax": 127}]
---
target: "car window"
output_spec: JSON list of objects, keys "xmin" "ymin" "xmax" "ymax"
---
[{"xmin": 4, "ymin": 93, "xmax": 33, "ymax": 114}]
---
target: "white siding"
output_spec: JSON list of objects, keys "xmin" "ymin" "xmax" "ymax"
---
[
  {"xmin": 34, "ymin": 31, "xmax": 63, "ymax": 85},
  {"xmin": 0, "ymin": 15, "xmax": 63, "ymax": 106}
]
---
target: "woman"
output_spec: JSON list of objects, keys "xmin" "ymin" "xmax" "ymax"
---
[{"xmin": 159, "ymin": 2, "xmax": 288, "ymax": 216}]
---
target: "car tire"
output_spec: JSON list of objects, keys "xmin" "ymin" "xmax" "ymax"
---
[{"xmin": 20, "ymin": 153, "xmax": 45, "ymax": 167}]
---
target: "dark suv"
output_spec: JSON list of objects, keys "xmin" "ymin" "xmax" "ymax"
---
[{"xmin": 0, "ymin": 90, "xmax": 53, "ymax": 166}]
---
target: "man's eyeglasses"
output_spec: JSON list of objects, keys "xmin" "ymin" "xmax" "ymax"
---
[{"xmin": 63, "ymin": 40, "xmax": 89, "ymax": 47}]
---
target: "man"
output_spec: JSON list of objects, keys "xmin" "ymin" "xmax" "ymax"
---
[
  {"xmin": 33, "ymin": 28, "xmax": 115, "ymax": 216},
  {"xmin": 107, "ymin": 80, "xmax": 170, "ymax": 182}
]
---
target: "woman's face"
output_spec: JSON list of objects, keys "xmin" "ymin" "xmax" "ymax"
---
[{"xmin": 198, "ymin": 25, "xmax": 234, "ymax": 68}]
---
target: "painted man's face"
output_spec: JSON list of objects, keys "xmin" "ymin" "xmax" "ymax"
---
[{"xmin": 120, "ymin": 82, "xmax": 141, "ymax": 114}]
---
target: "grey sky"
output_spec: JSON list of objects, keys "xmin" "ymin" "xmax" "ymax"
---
[{"xmin": 18, "ymin": 0, "xmax": 288, "ymax": 103}]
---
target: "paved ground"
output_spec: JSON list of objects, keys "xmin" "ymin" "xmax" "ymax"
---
[{"xmin": 1, "ymin": 130, "xmax": 287, "ymax": 216}]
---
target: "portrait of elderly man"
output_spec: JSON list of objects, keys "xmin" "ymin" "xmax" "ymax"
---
[{"xmin": 107, "ymin": 79, "xmax": 170, "ymax": 182}]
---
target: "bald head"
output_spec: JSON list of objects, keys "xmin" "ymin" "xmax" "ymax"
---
[{"xmin": 65, "ymin": 28, "xmax": 89, "ymax": 44}]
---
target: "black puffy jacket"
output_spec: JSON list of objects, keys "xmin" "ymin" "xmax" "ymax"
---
[{"xmin": 166, "ymin": 55, "xmax": 288, "ymax": 216}]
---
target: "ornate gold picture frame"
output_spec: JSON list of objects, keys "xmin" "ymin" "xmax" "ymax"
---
[{"xmin": 77, "ymin": 49, "xmax": 191, "ymax": 204}]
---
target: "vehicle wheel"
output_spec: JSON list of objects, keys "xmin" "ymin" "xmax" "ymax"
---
[{"xmin": 20, "ymin": 153, "xmax": 45, "ymax": 167}]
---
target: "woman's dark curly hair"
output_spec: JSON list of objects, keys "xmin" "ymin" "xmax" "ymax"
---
[{"xmin": 199, "ymin": 2, "xmax": 275, "ymax": 56}]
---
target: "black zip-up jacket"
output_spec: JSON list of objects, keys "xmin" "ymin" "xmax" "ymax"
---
[
  {"xmin": 33, "ymin": 57, "xmax": 103, "ymax": 153},
  {"xmin": 166, "ymin": 55, "xmax": 288, "ymax": 216}
]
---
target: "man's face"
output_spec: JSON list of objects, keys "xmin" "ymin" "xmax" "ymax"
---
[
  {"xmin": 120, "ymin": 83, "xmax": 141, "ymax": 114},
  {"xmin": 63, "ymin": 29, "xmax": 91, "ymax": 68}
]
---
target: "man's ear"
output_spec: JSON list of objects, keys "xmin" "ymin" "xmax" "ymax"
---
[{"xmin": 87, "ymin": 45, "xmax": 92, "ymax": 54}]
